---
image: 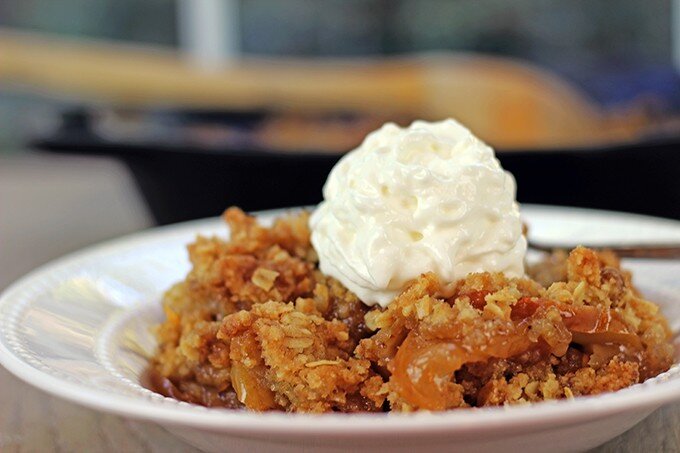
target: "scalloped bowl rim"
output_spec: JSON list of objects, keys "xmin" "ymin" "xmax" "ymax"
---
[{"xmin": 0, "ymin": 205, "xmax": 679, "ymax": 437}]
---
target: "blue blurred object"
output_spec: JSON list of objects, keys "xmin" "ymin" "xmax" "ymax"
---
[{"xmin": 575, "ymin": 65, "xmax": 680, "ymax": 112}]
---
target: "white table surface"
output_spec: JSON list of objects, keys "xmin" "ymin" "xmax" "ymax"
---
[{"xmin": 0, "ymin": 153, "xmax": 678, "ymax": 452}]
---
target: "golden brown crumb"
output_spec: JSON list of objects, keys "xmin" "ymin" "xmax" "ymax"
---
[{"xmin": 148, "ymin": 208, "xmax": 674, "ymax": 413}]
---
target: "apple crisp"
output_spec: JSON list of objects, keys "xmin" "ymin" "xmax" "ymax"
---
[{"xmin": 147, "ymin": 208, "xmax": 674, "ymax": 412}]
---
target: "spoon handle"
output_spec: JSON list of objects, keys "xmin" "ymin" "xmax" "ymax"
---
[{"xmin": 527, "ymin": 241, "xmax": 680, "ymax": 259}]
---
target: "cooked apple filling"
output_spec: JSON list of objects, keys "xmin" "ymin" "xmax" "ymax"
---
[{"xmin": 147, "ymin": 208, "xmax": 674, "ymax": 412}]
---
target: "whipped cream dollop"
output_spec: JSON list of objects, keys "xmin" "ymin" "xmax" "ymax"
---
[{"xmin": 309, "ymin": 119, "xmax": 527, "ymax": 307}]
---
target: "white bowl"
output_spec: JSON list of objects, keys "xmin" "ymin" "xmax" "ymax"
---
[{"xmin": 1, "ymin": 205, "xmax": 680, "ymax": 453}]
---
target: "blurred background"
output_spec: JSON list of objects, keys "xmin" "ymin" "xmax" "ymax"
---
[{"xmin": 1, "ymin": 0, "xmax": 680, "ymax": 287}]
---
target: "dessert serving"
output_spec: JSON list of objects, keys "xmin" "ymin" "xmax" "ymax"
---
[{"xmin": 148, "ymin": 120, "xmax": 674, "ymax": 412}]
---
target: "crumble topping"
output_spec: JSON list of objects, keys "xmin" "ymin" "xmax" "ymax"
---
[{"xmin": 148, "ymin": 208, "xmax": 674, "ymax": 412}]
